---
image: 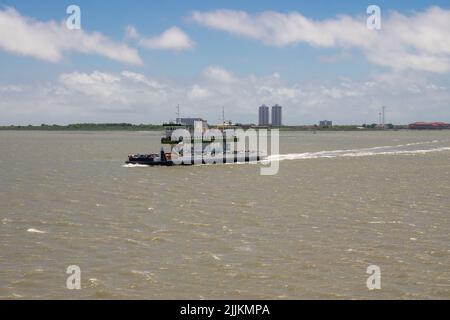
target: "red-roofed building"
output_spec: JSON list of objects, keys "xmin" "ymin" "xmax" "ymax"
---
[{"xmin": 409, "ymin": 122, "xmax": 450, "ymax": 130}]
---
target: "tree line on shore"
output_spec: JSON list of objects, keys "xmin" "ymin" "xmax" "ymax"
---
[{"xmin": 0, "ymin": 123, "xmax": 164, "ymax": 131}]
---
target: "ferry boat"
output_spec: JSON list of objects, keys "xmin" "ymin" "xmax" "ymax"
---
[{"xmin": 126, "ymin": 121, "xmax": 264, "ymax": 166}]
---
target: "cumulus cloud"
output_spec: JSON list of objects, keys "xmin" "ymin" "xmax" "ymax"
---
[
  {"xmin": 203, "ymin": 66, "xmax": 237, "ymax": 83},
  {"xmin": 0, "ymin": 7, "xmax": 142, "ymax": 65},
  {"xmin": 1, "ymin": 67, "xmax": 449, "ymax": 125},
  {"xmin": 126, "ymin": 25, "xmax": 194, "ymax": 51},
  {"xmin": 188, "ymin": 85, "xmax": 212, "ymax": 100},
  {"xmin": 0, "ymin": 85, "xmax": 23, "ymax": 93},
  {"xmin": 56, "ymin": 71, "xmax": 171, "ymax": 111},
  {"xmin": 191, "ymin": 7, "xmax": 450, "ymax": 73}
]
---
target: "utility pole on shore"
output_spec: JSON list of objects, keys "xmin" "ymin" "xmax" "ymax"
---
[
  {"xmin": 176, "ymin": 104, "xmax": 180, "ymax": 124},
  {"xmin": 382, "ymin": 106, "xmax": 386, "ymax": 129},
  {"xmin": 222, "ymin": 106, "xmax": 225, "ymax": 125}
]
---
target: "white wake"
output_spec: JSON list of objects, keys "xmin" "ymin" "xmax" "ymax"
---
[{"xmin": 264, "ymin": 144, "xmax": 450, "ymax": 163}]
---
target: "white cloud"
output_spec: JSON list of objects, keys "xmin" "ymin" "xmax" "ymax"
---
[
  {"xmin": 191, "ymin": 9, "xmax": 372, "ymax": 47},
  {"xmin": 121, "ymin": 71, "xmax": 165, "ymax": 89},
  {"xmin": 127, "ymin": 25, "xmax": 194, "ymax": 51},
  {"xmin": 203, "ymin": 66, "xmax": 237, "ymax": 83},
  {"xmin": 0, "ymin": 85, "xmax": 23, "ymax": 93},
  {"xmin": 1, "ymin": 67, "xmax": 449, "ymax": 125},
  {"xmin": 191, "ymin": 7, "xmax": 450, "ymax": 73},
  {"xmin": 0, "ymin": 7, "xmax": 142, "ymax": 65},
  {"xmin": 188, "ymin": 85, "xmax": 212, "ymax": 100},
  {"xmin": 59, "ymin": 71, "xmax": 123, "ymax": 102},
  {"xmin": 56, "ymin": 71, "xmax": 170, "ymax": 109}
]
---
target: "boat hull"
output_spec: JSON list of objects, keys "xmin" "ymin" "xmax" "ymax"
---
[{"xmin": 126, "ymin": 155, "xmax": 263, "ymax": 166}]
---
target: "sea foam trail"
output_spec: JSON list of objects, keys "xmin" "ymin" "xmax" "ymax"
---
[
  {"xmin": 264, "ymin": 146, "xmax": 450, "ymax": 162},
  {"xmin": 122, "ymin": 163, "xmax": 150, "ymax": 168},
  {"xmin": 27, "ymin": 228, "xmax": 47, "ymax": 234}
]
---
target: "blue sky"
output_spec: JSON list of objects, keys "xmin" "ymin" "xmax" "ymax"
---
[{"xmin": 1, "ymin": 0, "xmax": 450, "ymax": 125}]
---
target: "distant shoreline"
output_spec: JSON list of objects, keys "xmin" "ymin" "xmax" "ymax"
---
[
  {"xmin": 0, "ymin": 123, "xmax": 409, "ymax": 132},
  {"xmin": 0, "ymin": 123, "xmax": 164, "ymax": 131}
]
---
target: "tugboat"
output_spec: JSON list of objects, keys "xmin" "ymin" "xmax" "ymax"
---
[
  {"xmin": 127, "ymin": 149, "xmax": 174, "ymax": 166},
  {"xmin": 126, "ymin": 149, "xmax": 263, "ymax": 166},
  {"xmin": 126, "ymin": 120, "xmax": 264, "ymax": 166}
]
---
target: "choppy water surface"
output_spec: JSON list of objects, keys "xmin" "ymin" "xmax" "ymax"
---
[{"xmin": 0, "ymin": 130, "xmax": 449, "ymax": 299}]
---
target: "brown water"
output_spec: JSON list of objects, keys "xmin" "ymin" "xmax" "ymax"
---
[{"xmin": 0, "ymin": 130, "xmax": 449, "ymax": 299}]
